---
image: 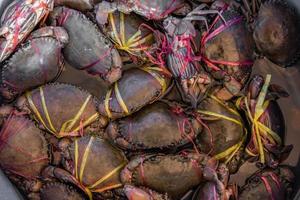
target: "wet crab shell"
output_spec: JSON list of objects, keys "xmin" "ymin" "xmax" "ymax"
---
[
  {"xmin": 120, "ymin": 153, "xmax": 215, "ymax": 199},
  {"xmin": 49, "ymin": 6, "xmax": 123, "ymax": 84},
  {"xmin": 105, "ymin": 102, "xmax": 202, "ymax": 150},
  {"xmin": 98, "ymin": 66, "xmax": 171, "ymax": 120},
  {"xmin": 196, "ymin": 96, "xmax": 245, "ymax": 173},
  {"xmin": 0, "ymin": 114, "xmax": 49, "ymax": 180},
  {"xmin": 66, "ymin": 135, "xmax": 128, "ymax": 194},
  {"xmin": 40, "ymin": 182, "xmax": 86, "ymax": 200},
  {"xmin": 253, "ymin": 0, "xmax": 300, "ymax": 66},
  {"xmin": 96, "ymin": 9, "xmax": 155, "ymax": 61},
  {"xmin": 0, "ymin": 27, "xmax": 67, "ymax": 102},
  {"xmin": 239, "ymin": 167, "xmax": 295, "ymax": 200},
  {"xmin": 16, "ymin": 83, "xmax": 107, "ymax": 138},
  {"xmin": 203, "ymin": 8, "xmax": 254, "ymax": 100}
]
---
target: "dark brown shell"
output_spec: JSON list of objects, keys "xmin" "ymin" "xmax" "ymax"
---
[
  {"xmin": 121, "ymin": 153, "xmax": 212, "ymax": 199},
  {"xmin": 0, "ymin": 115, "xmax": 49, "ymax": 179},
  {"xmin": 40, "ymin": 182, "xmax": 86, "ymax": 200},
  {"xmin": 239, "ymin": 167, "xmax": 295, "ymax": 200},
  {"xmin": 105, "ymin": 102, "xmax": 202, "ymax": 150},
  {"xmin": 204, "ymin": 9, "xmax": 254, "ymax": 99},
  {"xmin": 17, "ymin": 83, "xmax": 106, "ymax": 138},
  {"xmin": 98, "ymin": 66, "xmax": 171, "ymax": 119},
  {"xmin": 196, "ymin": 96, "xmax": 245, "ymax": 172},
  {"xmin": 253, "ymin": 0, "xmax": 300, "ymax": 66},
  {"xmin": 67, "ymin": 135, "xmax": 127, "ymax": 193},
  {"xmin": 0, "ymin": 37, "xmax": 63, "ymax": 101},
  {"xmin": 49, "ymin": 6, "xmax": 123, "ymax": 84}
]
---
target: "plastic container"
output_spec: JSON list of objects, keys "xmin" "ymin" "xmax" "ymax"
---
[{"xmin": 0, "ymin": 0, "xmax": 300, "ymax": 199}]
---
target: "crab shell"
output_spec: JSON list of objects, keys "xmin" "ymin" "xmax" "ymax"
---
[
  {"xmin": 65, "ymin": 135, "xmax": 128, "ymax": 194},
  {"xmin": 0, "ymin": 0, "xmax": 54, "ymax": 62},
  {"xmin": 54, "ymin": 0, "xmax": 97, "ymax": 11},
  {"xmin": 197, "ymin": 96, "xmax": 245, "ymax": 173},
  {"xmin": 203, "ymin": 8, "xmax": 254, "ymax": 100},
  {"xmin": 49, "ymin": 6, "xmax": 123, "ymax": 84},
  {"xmin": 105, "ymin": 102, "xmax": 202, "ymax": 151},
  {"xmin": 0, "ymin": 26, "xmax": 68, "ymax": 102},
  {"xmin": 120, "ymin": 153, "xmax": 218, "ymax": 199},
  {"xmin": 253, "ymin": 0, "xmax": 300, "ymax": 67},
  {"xmin": 40, "ymin": 182, "xmax": 86, "ymax": 200},
  {"xmin": 16, "ymin": 83, "xmax": 107, "ymax": 138},
  {"xmin": 239, "ymin": 167, "xmax": 295, "ymax": 200},
  {"xmin": 0, "ymin": 113, "xmax": 49, "ymax": 194},
  {"xmin": 95, "ymin": 8, "xmax": 155, "ymax": 61},
  {"xmin": 98, "ymin": 66, "xmax": 171, "ymax": 120}
]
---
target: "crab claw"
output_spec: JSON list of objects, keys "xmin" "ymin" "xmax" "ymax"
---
[
  {"xmin": 124, "ymin": 185, "xmax": 152, "ymax": 200},
  {"xmin": 124, "ymin": 185, "xmax": 168, "ymax": 200}
]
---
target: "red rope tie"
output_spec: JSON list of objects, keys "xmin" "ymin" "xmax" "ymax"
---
[{"xmin": 260, "ymin": 175, "xmax": 275, "ymax": 200}]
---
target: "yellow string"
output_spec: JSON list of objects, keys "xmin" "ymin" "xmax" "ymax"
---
[
  {"xmin": 240, "ymin": 74, "xmax": 281, "ymax": 164},
  {"xmin": 109, "ymin": 13, "xmax": 122, "ymax": 47},
  {"xmin": 198, "ymin": 96, "xmax": 246, "ymax": 162},
  {"xmin": 89, "ymin": 162, "xmax": 126, "ymax": 189},
  {"xmin": 115, "ymin": 82, "xmax": 129, "ymax": 114},
  {"xmin": 105, "ymin": 89, "xmax": 113, "ymax": 118},
  {"xmin": 39, "ymin": 87, "xmax": 57, "ymax": 133},
  {"xmin": 141, "ymin": 66, "xmax": 167, "ymax": 93},
  {"xmin": 79, "ymin": 137, "xmax": 94, "ymax": 183},
  {"xmin": 120, "ymin": 12, "xmax": 126, "ymax": 46},
  {"xmin": 26, "ymin": 91, "xmax": 55, "ymax": 134}
]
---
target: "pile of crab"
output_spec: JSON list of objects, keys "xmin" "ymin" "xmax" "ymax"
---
[{"xmin": 0, "ymin": 0, "xmax": 298, "ymax": 199}]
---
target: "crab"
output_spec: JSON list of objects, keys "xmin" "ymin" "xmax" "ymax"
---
[
  {"xmin": 121, "ymin": 152, "xmax": 227, "ymax": 199},
  {"xmin": 42, "ymin": 135, "xmax": 128, "ymax": 200},
  {"xmin": 98, "ymin": 65, "xmax": 171, "ymax": 120},
  {"xmin": 0, "ymin": 106, "xmax": 49, "ymax": 199},
  {"xmin": 236, "ymin": 74, "xmax": 293, "ymax": 168},
  {"xmin": 0, "ymin": 26, "xmax": 68, "ymax": 101},
  {"xmin": 0, "ymin": 0, "xmax": 54, "ymax": 62},
  {"xmin": 231, "ymin": 0, "xmax": 300, "ymax": 67},
  {"xmin": 196, "ymin": 95, "xmax": 246, "ymax": 173},
  {"xmin": 239, "ymin": 166, "xmax": 295, "ymax": 200},
  {"xmin": 49, "ymin": 6, "xmax": 123, "ymax": 84},
  {"xmin": 16, "ymin": 83, "xmax": 107, "ymax": 138},
  {"xmin": 95, "ymin": 4, "xmax": 155, "ymax": 63},
  {"xmin": 105, "ymin": 101, "xmax": 202, "ymax": 151}
]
